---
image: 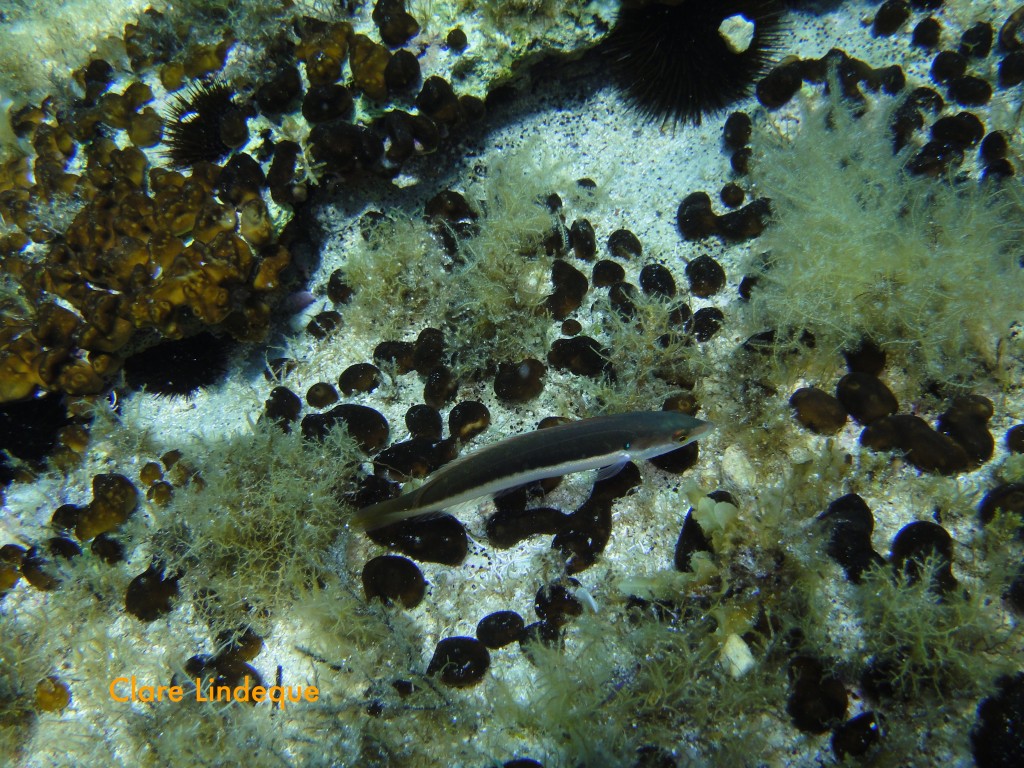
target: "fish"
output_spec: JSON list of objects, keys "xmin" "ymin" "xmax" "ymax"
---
[{"xmin": 353, "ymin": 410, "xmax": 713, "ymax": 530}]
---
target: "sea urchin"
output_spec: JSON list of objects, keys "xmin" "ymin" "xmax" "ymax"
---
[{"xmin": 604, "ymin": 0, "xmax": 785, "ymax": 125}]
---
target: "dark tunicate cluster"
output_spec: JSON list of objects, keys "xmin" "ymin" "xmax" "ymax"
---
[
  {"xmin": 553, "ymin": 462, "xmax": 641, "ymax": 574},
  {"xmin": 592, "ymin": 259, "xmax": 625, "ymax": 287},
  {"xmin": 367, "ymin": 514, "xmax": 468, "ymax": 566},
  {"xmin": 426, "ymin": 636, "xmax": 489, "ymax": 688},
  {"xmin": 125, "ymin": 562, "xmax": 180, "ymax": 621},
  {"xmin": 971, "ymin": 672, "xmax": 1024, "ymax": 768},
  {"xmin": 265, "ymin": 385, "xmax": 302, "ymax": 429},
  {"xmin": 757, "ymin": 48, "xmax": 905, "ymax": 111},
  {"xmin": 607, "ymin": 229, "xmax": 643, "ymax": 260},
  {"xmin": 723, "ymin": 110, "xmax": 753, "ymax": 174},
  {"xmin": 477, "ymin": 610, "xmax": 525, "ymax": 649},
  {"xmin": 685, "ymin": 307, "xmax": 725, "ymax": 343},
  {"xmin": 306, "ymin": 310, "xmax": 343, "ymax": 339},
  {"xmin": 861, "ymin": 414, "xmax": 969, "ymax": 475},
  {"xmin": 362, "ymin": 554, "xmax": 426, "ymax": 608},
  {"xmin": 835, "ymin": 372, "xmax": 898, "ymax": 425},
  {"xmin": 890, "ymin": 520, "xmax": 957, "ymax": 594},
  {"xmin": 638, "ymin": 264, "xmax": 676, "ymax": 298},
  {"xmin": 569, "ymin": 218, "xmax": 596, "ymax": 260},
  {"xmin": 684, "ymin": 255, "xmax": 726, "ymax": 298},
  {"xmin": 547, "ymin": 336, "xmax": 610, "ymax": 378},
  {"xmin": 339, "ymin": 362, "xmax": 382, "ymax": 395},
  {"xmin": 306, "ymin": 382, "xmax": 339, "ymax": 408},
  {"xmin": 546, "ymin": 260, "xmax": 589, "ymax": 319},
  {"xmin": 300, "ymin": 403, "xmax": 389, "ymax": 453},
  {"xmin": 912, "ymin": 17, "xmax": 942, "ymax": 49},
  {"xmin": 832, "ymin": 712, "xmax": 882, "ymax": 761},
  {"xmin": 978, "ymin": 482, "xmax": 1024, "ymax": 537},
  {"xmin": 449, "ymin": 400, "xmax": 490, "ymax": 441},
  {"xmin": 786, "ymin": 655, "xmax": 848, "ymax": 733},
  {"xmin": 534, "ymin": 581, "xmax": 583, "ymax": 628},
  {"xmin": 493, "ymin": 359, "xmax": 546, "ymax": 403},
  {"xmin": 487, "ymin": 505, "xmax": 569, "ymax": 549},
  {"xmin": 405, "ymin": 404, "xmax": 442, "ymax": 441},
  {"xmin": 937, "ymin": 394, "xmax": 994, "ymax": 464},
  {"xmin": 677, "ymin": 191, "xmax": 771, "ymax": 242},
  {"xmin": 817, "ymin": 494, "xmax": 885, "ymax": 583},
  {"xmin": 873, "ymin": 1, "xmax": 911, "ymax": 37},
  {"xmin": 789, "ymin": 387, "xmax": 847, "ymax": 435}
]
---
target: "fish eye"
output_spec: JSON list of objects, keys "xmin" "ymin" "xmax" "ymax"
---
[{"xmin": 673, "ymin": 430, "xmax": 687, "ymax": 443}]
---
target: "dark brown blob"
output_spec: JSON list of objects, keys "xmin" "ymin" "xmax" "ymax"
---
[
  {"xmin": 938, "ymin": 394, "xmax": 994, "ymax": 464},
  {"xmin": 405, "ymin": 404, "xmax": 442, "ymax": 441},
  {"xmin": 519, "ymin": 620, "xmax": 562, "ymax": 662},
  {"xmin": 685, "ymin": 254, "xmax": 726, "ymax": 297},
  {"xmin": 300, "ymin": 404, "xmax": 389, "ymax": 453},
  {"xmin": 817, "ymin": 494, "xmax": 885, "ymax": 584},
  {"xmin": 981, "ymin": 131, "xmax": 1010, "ymax": 164},
  {"xmin": 569, "ymin": 218, "xmax": 597, "ymax": 260},
  {"xmin": 686, "ymin": 307, "xmax": 724, "ymax": 342},
  {"xmin": 494, "ymin": 359, "xmax": 546, "ymax": 403},
  {"xmin": 307, "ymin": 310, "xmax": 343, "ymax": 339},
  {"xmin": 677, "ymin": 192, "xmax": 718, "ymax": 240},
  {"xmin": 723, "ymin": 111, "xmax": 752, "ymax": 149},
  {"xmin": 417, "ymin": 76, "xmax": 462, "ymax": 125},
  {"xmin": 51, "ymin": 503, "xmax": 85, "ymax": 531},
  {"xmin": 790, "ymin": 387, "xmax": 847, "ymax": 435},
  {"xmin": 756, "ymin": 60, "xmax": 804, "ymax": 108},
  {"xmin": 608, "ymin": 281, "xmax": 638, "ymax": 319},
  {"xmin": 999, "ymin": 51, "xmax": 1024, "ymax": 87},
  {"xmin": 125, "ymin": 563, "xmax": 179, "ymax": 621},
  {"xmin": 717, "ymin": 198, "xmax": 771, "ymax": 241},
  {"xmin": 424, "ymin": 365, "xmax": 459, "ymax": 409},
  {"xmin": 427, "ymin": 636, "xmax": 489, "ymax": 687},
  {"xmin": 449, "ymin": 401, "xmax": 490, "ymax": 441},
  {"xmin": 890, "ymin": 520, "xmax": 956, "ymax": 593},
  {"xmin": 384, "ymin": 49, "xmax": 420, "ymax": 92},
  {"xmin": 949, "ymin": 75, "xmax": 992, "ymax": 105},
  {"xmin": 930, "ymin": 50, "xmax": 967, "ymax": 83},
  {"xmin": 265, "ymin": 386, "xmax": 300, "ymax": 429},
  {"xmin": 76, "ymin": 473, "xmax": 139, "ymax": 541},
  {"xmin": 374, "ymin": 438, "xmax": 438, "ymax": 481},
  {"xmin": 787, "ymin": 656, "xmax": 848, "ymax": 733},
  {"xmin": 960, "ymin": 22, "xmax": 994, "ymax": 58},
  {"xmin": 971, "ymin": 672, "xmax": 1024, "ymax": 768},
  {"xmin": 486, "ymin": 507, "xmax": 568, "ymax": 549},
  {"xmin": 1006, "ymin": 425, "xmax": 1024, "ymax": 454},
  {"xmin": 302, "ymin": 84, "xmax": 354, "ymax": 124},
  {"xmin": 374, "ymin": 340, "xmax": 416, "ymax": 374},
  {"xmin": 861, "ymin": 415, "xmax": 969, "ymax": 475},
  {"xmin": 412, "ymin": 328, "xmax": 445, "ymax": 374},
  {"xmin": 639, "ymin": 264, "xmax": 676, "ymax": 298},
  {"xmin": 91, "ymin": 534, "xmax": 126, "ymax": 564},
  {"xmin": 547, "ymin": 336, "xmax": 609, "ymax": 378},
  {"xmin": 561, "ymin": 319, "xmax": 582, "ymax": 336},
  {"xmin": 446, "ymin": 27, "xmax": 468, "ymax": 52},
  {"xmin": 306, "ymin": 382, "xmax": 339, "ymax": 409},
  {"xmin": 426, "ymin": 190, "xmax": 476, "ymax": 223},
  {"xmin": 648, "ymin": 439, "xmax": 701, "ymax": 474},
  {"xmin": 843, "ymin": 338, "xmax": 886, "ymax": 375},
  {"xmin": 931, "ymin": 112, "xmax": 985, "ymax": 148},
  {"xmin": 592, "ymin": 259, "xmax": 625, "ymax": 287},
  {"xmin": 338, "ymin": 363, "xmax": 382, "ymax": 396},
  {"xmin": 308, "ymin": 121, "xmax": 384, "ymax": 174},
  {"xmin": 607, "ymin": 228, "xmax": 643, "ymax": 259},
  {"xmin": 832, "ymin": 712, "xmax": 882, "ymax": 761},
  {"xmin": 546, "ymin": 261, "xmax": 589, "ymax": 319},
  {"xmin": 362, "ymin": 554, "xmax": 426, "ymax": 608},
  {"xmin": 912, "ymin": 17, "xmax": 942, "ymax": 49},
  {"xmin": 21, "ymin": 546, "xmax": 61, "ymax": 591},
  {"xmin": 978, "ymin": 482, "xmax": 1024, "ymax": 535},
  {"xmin": 268, "ymin": 140, "xmax": 302, "ymax": 206},
  {"xmin": 367, "ymin": 514, "xmax": 468, "ymax": 565},
  {"xmin": 255, "ymin": 66, "xmax": 302, "ymax": 115},
  {"xmin": 720, "ymin": 182, "xmax": 744, "ymax": 208},
  {"xmin": 477, "ymin": 611, "xmax": 525, "ymax": 649},
  {"xmin": 553, "ymin": 463, "xmax": 641, "ymax": 574},
  {"xmin": 835, "ymin": 372, "xmax": 898, "ymax": 425},
  {"xmin": 372, "ymin": 0, "xmax": 420, "ymax": 47},
  {"xmin": 873, "ymin": 1, "xmax": 910, "ymax": 37},
  {"xmin": 731, "ymin": 146, "xmax": 752, "ymax": 174},
  {"xmin": 534, "ymin": 582, "xmax": 583, "ymax": 627},
  {"xmin": 674, "ymin": 510, "xmax": 711, "ymax": 572}
]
